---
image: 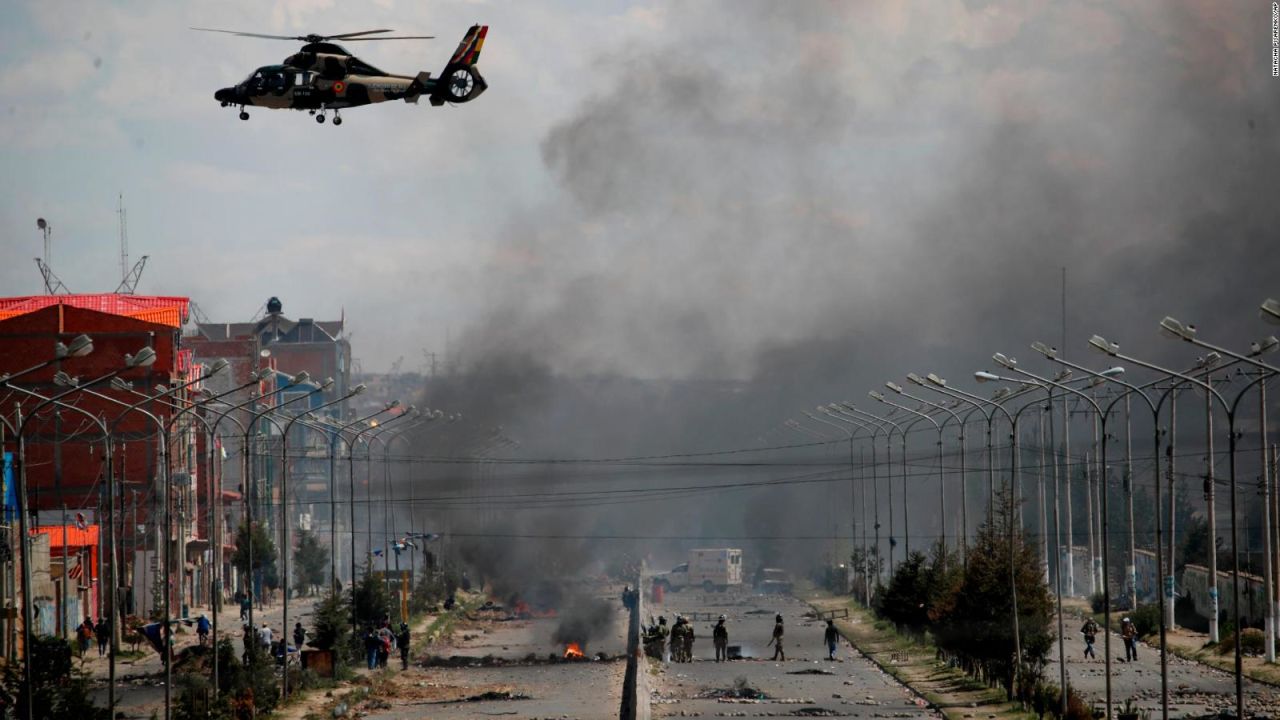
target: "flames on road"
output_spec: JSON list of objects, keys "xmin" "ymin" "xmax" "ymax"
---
[{"xmin": 562, "ymin": 642, "xmax": 585, "ymax": 659}]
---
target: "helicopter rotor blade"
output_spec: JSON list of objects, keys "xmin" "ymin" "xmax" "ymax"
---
[
  {"xmin": 341, "ymin": 35, "xmax": 436, "ymax": 41},
  {"xmin": 327, "ymin": 29, "xmax": 396, "ymax": 39},
  {"xmin": 190, "ymin": 27, "xmax": 300, "ymax": 40}
]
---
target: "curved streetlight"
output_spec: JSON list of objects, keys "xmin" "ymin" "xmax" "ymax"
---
[
  {"xmin": 888, "ymin": 384, "xmax": 968, "ymax": 560},
  {"xmin": 340, "ymin": 402, "xmax": 403, "ymax": 632},
  {"xmin": 275, "ymin": 381, "xmax": 356, "ymax": 697},
  {"xmin": 872, "ymin": 390, "xmax": 948, "ymax": 554},
  {"xmin": 912, "ymin": 372, "xmax": 1027, "ymax": 699},
  {"xmin": 831, "ymin": 405, "xmax": 907, "ymax": 572},
  {"xmin": 822, "ymin": 405, "xmax": 898, "ymax": 584},
  {"xmin": 119, "ymin": 370, "xmax": 266, "ymax": 698},
  {"xmin": 240, "ymin": 374, "xmax": 330, "ymax": 629},
  {"xmin": 0, "ymin": 334, "xmax": 94, "ymax": 383},
  {"xmin": 10, "ymin": 345, "xmax": 155, "ymax": 720},
  {"xmin": 988, "ymin": 353, "xmax": 1125, "ymax": 720},
  {"xmin": 1089, "ymin": 331, "xmax": 1276, "ymax": 720},
  {"xmin": 814, "ymin": 409, "xmax": 883, "ymax": 598},
  {"xmin": 802, "ymin": 409, "xmax": 862, "ymax": 575},
  {"xmin": 94, "ymin": 359, "xmax": 224, "ymax": 720},
  {"xmin": 366, "ymin": 409, "xmax": 431, "ymax": 608}
]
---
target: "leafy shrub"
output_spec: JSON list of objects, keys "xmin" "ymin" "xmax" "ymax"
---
[
  {"xmin": 1126, "ymin": 604, "xmax": 1161, "ymax": 640},
  {"xmin": 1218, "ymin": 628, "xmax": 1265, "ymax": 656}
]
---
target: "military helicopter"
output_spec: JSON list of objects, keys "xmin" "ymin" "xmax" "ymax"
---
[{"xmin": 195, "ymin": 24, "xmax": 488, "ymax": 125}]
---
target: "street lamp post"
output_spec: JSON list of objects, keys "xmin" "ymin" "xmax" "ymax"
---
[
  {"xmin": 814, "ymin": 409, "xmax": 883, "ymax": 595},
  {"xmin": 97, "ymin": 361, "xmax": 223, "ymax": 720},
  {"xmin": 987, "ymin": 353, "xmax": 1119, "ymax": 720},
  {"xmin": 871, "ymin": 391, "xmax": 947, "ymax": 553},
  {"xmin": 11, "ymin": 346, "xmax": 155, "ymax": 720},
  {"xmin": 277, "ymin": 382, "xmax": 357, "ymax": 698},
  {"xmin": 837, "ymin": 405, "xmax": 912, "ymax": 567},
  {"xmin": 1089, "ymin": 328, "xmax": 1278, "ymax": 720},
  {"xmin": 887, "ymin": 385, "xmax": 967, "ymax": 559},
  {"xmin": 365, "ymin": 409, "xmax": 421, "ymax": 604},
  {"xmin": 804, "ymin": 410, "xmax": 861, "ymax": 574},
  {"xmin": 340, "ymin": 402, "xmax": 402, "ymax": 632},
  {"xmin": 241, "ymin": 373, "xmax": 319, "ymax": 631}
]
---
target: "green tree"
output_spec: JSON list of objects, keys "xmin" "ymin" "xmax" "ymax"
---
[
  {"xmin": 308, "ymin": 586, "xmax": 352, "ymax": 656},
  {"xmin": 350, "ymin": 557, "xmax": 391, "ymax": 630},
  {"xmin": 293, "ymin": 528, "xmax": 329, "ymax": 597},
  {"xmin": 933, "ymin": 488, "xmax": 1052, "ymax": 701},
  {"xmin": 0, "ymin": 636, "xmax": 111, "ymax": 720},
  {"xmin": 231, "ymin": 521, "xmax": 277, "ymax": 597}
]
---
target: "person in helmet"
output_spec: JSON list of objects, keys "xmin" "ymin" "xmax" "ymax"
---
[
  {"xmin": 713, "ymin": 614, "xmax": 729, "ymax": 662},
  {"xmin": 770, "ymin": 614, "xmax": 785, "ymax": 661}
]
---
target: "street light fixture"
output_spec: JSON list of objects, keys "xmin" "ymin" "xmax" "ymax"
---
[{"xmin": 1262, "ymin": 298, "xmax": 1280, "ymax": 325}]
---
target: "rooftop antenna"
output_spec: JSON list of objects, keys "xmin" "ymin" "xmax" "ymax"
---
[
  {"xmin": 34, "ymin": 217, "xmax": 70, "ymax": 294},
  {"xmin": 114, "ymin": 193, "xmax": 148, "ymax": 294}
]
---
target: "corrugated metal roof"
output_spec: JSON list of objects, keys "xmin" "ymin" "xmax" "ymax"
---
[{"xmin": 0, "ymin": 295, "xmax": 190, "ymax": 327}]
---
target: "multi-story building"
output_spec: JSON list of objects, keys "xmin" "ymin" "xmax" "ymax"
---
[{"xmin": 0, "ymin": 294, "xmax": 206, "ymax": 638}]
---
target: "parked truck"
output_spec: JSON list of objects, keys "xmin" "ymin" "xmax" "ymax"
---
[{"xmin": 652, "ymin": 548, "xmax": 743, "ymax": 592}]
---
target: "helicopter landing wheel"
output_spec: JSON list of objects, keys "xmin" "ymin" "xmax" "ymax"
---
[
  {"xmin": 316, "ymin": 113, "xmax": 326, "ymax": 124},
  {"xmin": 239, "ymin": 110, "xmax": 249, "ymax": 121},
  {"xmin": 332, "ymin": 114, "xmax": 342, "ymax": 126},
  {"xmin": 221, "ymin": 101, "xmax": 229, "ymax": 108}
]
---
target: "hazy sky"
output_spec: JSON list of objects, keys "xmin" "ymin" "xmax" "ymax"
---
[{"xmin": 2, "ymin": 0, "xmax": 1276, "ymax": 380}]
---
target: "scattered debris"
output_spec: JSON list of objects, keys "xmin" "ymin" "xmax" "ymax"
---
[
  {"xmin": 697, "ymin": 676, "xmax": 770, "ymax": 700},
  {"xmin": 790, "ymin": 708, "xmax": 843, "ymax": 717},
  {"xmin": 788, "ymin": 668, "xmax": 836, "ymax": 675},
  {"xmin": 464, "ymin": 690, "xmax": 532, "ymax": 702}
]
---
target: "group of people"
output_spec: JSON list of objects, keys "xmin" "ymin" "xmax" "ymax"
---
[
  {"xmin": 241, "ymin": 620, "xmax": 308, "ymax": 666},
  {"xmin": 74, "ymin": 616, "xmax": 111, "ymax": 657},
  {"xmin": 642, "ymin": 612, "xmax": 837, "ymax": 663},
  {"xmin": 1079, "ymin": 616, "xmax": 1140, "ymax": 662},
  {"xmin": 362, "ymin": 619, "xmax": 412, "ymax": 670}
]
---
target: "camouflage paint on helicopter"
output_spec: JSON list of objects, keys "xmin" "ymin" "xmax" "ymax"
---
[{"xmin": 205, "ymin": 24, "xmax": 488, "ymax": 124}]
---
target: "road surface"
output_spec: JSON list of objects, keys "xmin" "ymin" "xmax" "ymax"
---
[{"xmin": 650, "ymin": 590, "xmax": 943, "ymax": 719}]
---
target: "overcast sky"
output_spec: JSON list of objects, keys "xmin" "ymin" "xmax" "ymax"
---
[{"xmin": 1, "ymin": 1, "xmax": 1275, "ymax": 380}]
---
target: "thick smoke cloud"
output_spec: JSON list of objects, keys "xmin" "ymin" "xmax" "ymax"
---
[
  {"xmin": 458, "ymin": 0, "xmax": 1276, "ymax": 386},
  {"xmin": 403, "ymin": 1, "xmax": 1278, "ymax": 585}
]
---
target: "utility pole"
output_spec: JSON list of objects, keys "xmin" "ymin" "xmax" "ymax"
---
[
  {"xmin": 1206, "ymin": 376, "xmax": 1220, "ymax": 643},
  {"xmin": 1166, "ymin": 394, "xmax": 1178, "ymax": 631}
]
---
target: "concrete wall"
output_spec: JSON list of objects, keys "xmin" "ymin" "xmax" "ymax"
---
[{"xmin": 1182, "ymin": 564, "xmax": 1267, "ymax": 628}]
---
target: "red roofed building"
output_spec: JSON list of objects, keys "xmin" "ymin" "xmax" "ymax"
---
[{"xmin": 0, "ymin": 294, "xmax": 228, "ymax": 638}]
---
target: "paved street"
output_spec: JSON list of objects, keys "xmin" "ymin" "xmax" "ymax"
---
[
  {"xmin": 360, "ymin": 587, "xmax": 630, "ymax": 720},
  {"xmin": 650, "ymin": 591, "xmax": 942, "ymax": 719},
  {"xmin": 1052, "ymin": 618, "xmax": 1280, "ymax": 717}
]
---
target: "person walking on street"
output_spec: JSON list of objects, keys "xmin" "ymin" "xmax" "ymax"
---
[
  {"xmin": 293, "ymin": 622, "xmax": 306, "ymax": 652},
  {"xmin": 76, "ymin": 617, "xmax": 94, "ymax": 656},
  {"xmin": 95, "ymin": 618, "xmax": 109, "ymax": 657},
  {"xmin": 377, "ymin": 623, "xmax": 393, "ymax": 668},
  {"xmin": 770, "ymin": 614, "xmax": 785, "ymax": 661},
  {"xmin": 259, "ymin": 622, "xmax": 273, "ymax": 650},
  {"xmin": 713, "ymin": 615, "xmax": 729, "ymax": 662},
  {"xmin": 1080, "ymin": 618, "xmax": 1098, "ymax": 660},
  {"xmin": 397, "ymin": 622, "xmax": 411, "ymax": 670},
  {"xmin": 824, "ymin": 619, "xmax": 840, "ymax": 661},
  {"xmin": 1120, "ymin": 617, "xmax": 1138, "ymax": 662},
  {"xmin": 363, "ymin": 626, "xmax": 379, "ymax": 670}
]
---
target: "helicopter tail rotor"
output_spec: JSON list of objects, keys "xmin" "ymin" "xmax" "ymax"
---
[{"xmin": 428, "ymin": 25, "xmax": 488, "ymax": 106}]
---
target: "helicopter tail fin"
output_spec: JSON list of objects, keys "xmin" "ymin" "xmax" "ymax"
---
[
  {"xmin": 429, "ymin": 25, "xmax": 488, "ymax": 106},
  {"xmin": 449, "ymin": 24, "xmax": 487, "ymax": 67}
]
